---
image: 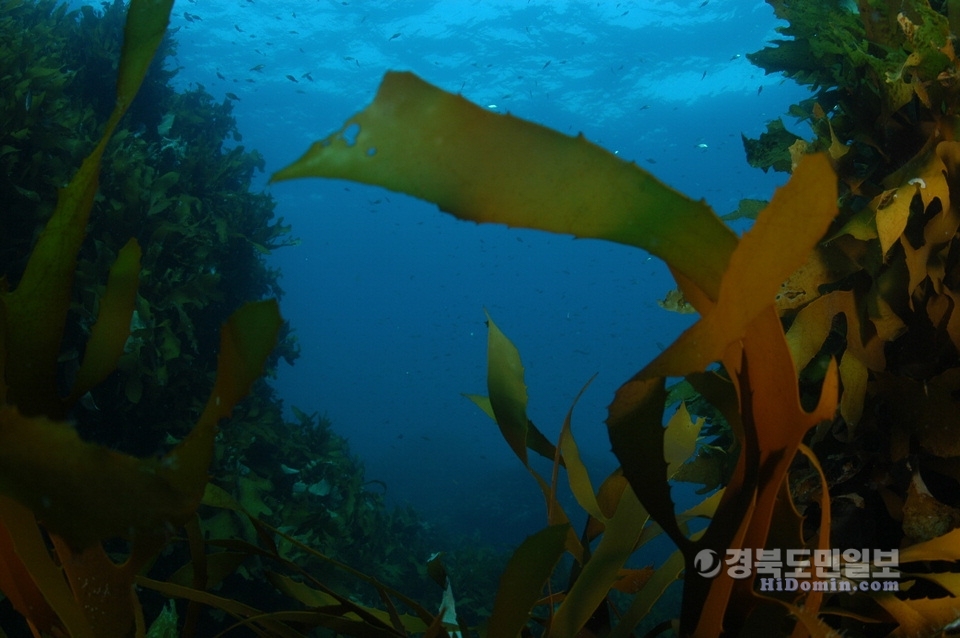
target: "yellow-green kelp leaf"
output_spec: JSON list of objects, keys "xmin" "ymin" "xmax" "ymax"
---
[
  {"xmin": 166, "ymin": 300, "xmax": 283, "ymax": 502},
  {"xmin": 65, "ymin": 238, "xmax": 141, "ymax": 407},
  {"xmin": 558, "ymin": 383, "xmax": 604, "ymax": 523},
  {"xmin": 272, "ymin": 71, "xmax": 738, "ymax": 301},
  {"xmin": 550, "ymin": 486, "xmax": 648, "ymax": 638},
  {"xmin": 479, "ymin": 311, "xmax": 558, "ymax": 466},
  {"xmin": 484, "ymin": 310, "xmax": 532, "ymax": 464},
  {"xmin": 487, "ymin": 523, "xmax": 569, "ymax": 638},
  {"xmin": 114, "ymin": 0, "xmax": 174, "ymax": 116}
]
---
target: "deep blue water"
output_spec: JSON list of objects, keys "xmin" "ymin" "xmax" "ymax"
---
[{"xmin": 78, "ymin": 0, "xmax": 810, "ymax": 548}]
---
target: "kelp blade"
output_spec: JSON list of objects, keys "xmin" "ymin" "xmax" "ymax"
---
[
  {"xmin": 550, "ymin": 486, "xmax": 647, "ymax": 638},
  {"xmin": 66, "ymin": 238, "xmax": 141, "ymax": 406},
  {"xmin": 0, "ymin": 406, "xmax": 189, "ymax": 550},
  {"xmin": 487, "ymin": 524, "xmax": 569, "ymax": 638},
  {"xmin": 484, "ymin": 310, "xmax": 533, "ymax": 464},
  {"xmin": 272, "ymin": 71, "xmax": 738, "ymax": 300},
  {"xmin": 642, "ymin": 153, "xmax": 838, "ymax": 378},
  {"xmin": 165, "ymin": 299, "xmax": 283, "ymax": 504}
]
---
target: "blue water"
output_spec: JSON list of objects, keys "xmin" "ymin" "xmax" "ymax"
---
[{"xmin": 81, "ymin": 0, "xmax": 809, "ymax": 547}]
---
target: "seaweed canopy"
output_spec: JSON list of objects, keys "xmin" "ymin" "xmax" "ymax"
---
[
  {"xmin": 0, "ymin": 1, "xmax": 280, "ymax": 635},
  {"xmin": 272, "ymin": 59, "xmax": 960, "ymax": 633},
  {"xmin": 271, "ymin": 72, "xmax": 841, "ymax": 634}
]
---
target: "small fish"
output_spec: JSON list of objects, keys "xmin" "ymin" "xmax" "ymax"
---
[
  {"xmin": 701, "ymin": 70, "xmax": 707, "ymax": 80},
  {"xmin": 542, "ymin": 60, "xmax": 551, "ymax": 70},
  {"xmin": 216, "ymin": 71, "xmax": 226, "ymax": 80},
  {"xmin": 285, "ymin": 74, "xmax": 298, "ymax": 83},
  {"xmin": 234, "ymin": 24, "xmax": 244, "ymax": 32},
  {"xmin": 250, "ymin": 64, "xmax": 265, "ymax": 72},
  {"xmin": 699, "ymin": 0, "xmax": 708, "ymax": 6},
  {"xmin": 389, "ymin": 32, "xmax": 401, "ymax": 40},
  {"xmin": 183, "ymin": 11, "xmax": 194, "ymax": 22},
  {"xmin": 757, "ymin": 85, "xmax": 763, "ymax": 95},
  {"xmin": 225, "ymin": 92, "xmax": 240, "ymax": 100},
  {"xmin": 301, "ymin": 72, "xmax": 314, "ymax": 81}
]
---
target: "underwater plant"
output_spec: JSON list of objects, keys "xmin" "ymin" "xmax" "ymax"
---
[
  {"xmin": 0, "ymin": 2, "xmax": 493, "ymax": 635},
  {"xmin": 270, "ymin": 1, "xmax": 960, "ymax": 634},
  {"xmin": 0, "ymin": 1, "xmax": 290, "ymax": 634},
  {"xmin": 270, "ymin": 69, "xmax": 840, "ymax": 637},
  {"xmin": 12, "ymin": 0, "xmax": 960, "ymax": 635}
]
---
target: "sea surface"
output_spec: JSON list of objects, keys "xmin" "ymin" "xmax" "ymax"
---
[{"xmin": 74, "ymin": 0, "xmax": 809, "ymax": 548}]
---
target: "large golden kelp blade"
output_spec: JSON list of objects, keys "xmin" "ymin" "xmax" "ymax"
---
[{"xmin": 272, "ymin": 71, "xmax": 738, "ymax": 300}]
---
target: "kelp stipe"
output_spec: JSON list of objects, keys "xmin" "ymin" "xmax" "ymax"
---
[{"xmin": 0, "ymin": 2, "xmax": 282, "ymax": 635}]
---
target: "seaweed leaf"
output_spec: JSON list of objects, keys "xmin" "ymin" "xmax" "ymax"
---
[
  {"xmin": 272, "ymin": 71, "xmax": 738, "ymax": 301},
  {"xmin": 0, "ymin": 497, "xmax": 95, "ymax": 638},
  {"xmin": 65, "ymin": 237, "xmax": 141, "ymax": 406},
  {"xmin": 487, "ymin": 524, "xmax": 569, "ymax": 638},
  {"xmin": 558, "ymin": 377, "xmax": 603, "ymax": 522},
  {"xmin": 608, "ymin": 377, "xmax": 691, "ymax": 554},
  {"xmin": 642, "ymin": 153, "xmax": 837, "ymax": 378},
  {"xmin": 550, "ymin": 487, "xmax": 647, "ymax": 638},
  {"xmin": 483, "ymin": 309, "xmax": 533, "ymax": 465}
]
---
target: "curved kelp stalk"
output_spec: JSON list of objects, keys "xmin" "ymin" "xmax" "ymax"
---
[
  {"xmin": 271, "ymin": 71, "xmax": 851, "ymax": 635},
  {"xmin": 0, "ymin": 2, "xmax": 282, "ymax": 636}
]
